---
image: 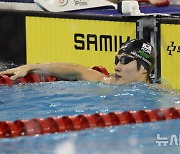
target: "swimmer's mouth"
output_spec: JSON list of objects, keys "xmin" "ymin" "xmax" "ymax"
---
[{"xmin": 115, "ymin": 74, "xmax": 121, "ymax": 79}]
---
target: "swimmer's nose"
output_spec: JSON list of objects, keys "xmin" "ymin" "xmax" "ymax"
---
[{"xmin": 114, "ymin": 62, "xmax": 122, "ymax": 72}]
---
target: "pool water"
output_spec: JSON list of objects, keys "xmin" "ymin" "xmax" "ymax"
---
[{"xmin": 0, "ymin": 81, "xmax": 180, "ymax": 154}]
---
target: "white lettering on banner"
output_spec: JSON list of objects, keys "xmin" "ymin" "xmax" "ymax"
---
[
  {"xmin": 156, "ymin": 134, "xmax": 180, "ymax": 146},
  {"xmin": 74, "ymin": 0, "xmax": 88, "ymax": 6}
]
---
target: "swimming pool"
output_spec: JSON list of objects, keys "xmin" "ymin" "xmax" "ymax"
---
[{"xmin": 0, "ymin": 81, "xmax": 180, "ymax": 153}]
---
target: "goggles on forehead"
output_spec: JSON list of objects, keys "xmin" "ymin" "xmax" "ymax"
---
[{"xmin": 115, "ymin": 56, "xmax": 136, "ymax": 65}]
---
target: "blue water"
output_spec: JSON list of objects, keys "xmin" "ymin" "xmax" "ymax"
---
[{"xmin": 0, "ymin": 81, "xmax": 180, "ymax": 154}]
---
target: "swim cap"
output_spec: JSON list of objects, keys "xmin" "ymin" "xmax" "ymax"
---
[{"xmin": 118, "ymin": 39, "xmax": 155, "ymax": 73}]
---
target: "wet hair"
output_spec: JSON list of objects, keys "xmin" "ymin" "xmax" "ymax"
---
[{"xmin": 118, "ymin": 39, "xmax": 155, "ymax": 79}]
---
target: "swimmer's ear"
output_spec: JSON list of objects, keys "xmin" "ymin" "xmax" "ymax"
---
[{"xmin": 140, "ymin": 65, "xmax": 147, "ymax": 74}]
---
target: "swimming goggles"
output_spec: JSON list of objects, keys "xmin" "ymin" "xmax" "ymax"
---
[{"xmin": 115, "ymin": 56, "xmax": 136, "ymax": 65}]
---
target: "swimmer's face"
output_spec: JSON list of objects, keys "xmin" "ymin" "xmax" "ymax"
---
[{"xmin": 114, "ymin": 53, "xmax": 147, "ymax": 84}]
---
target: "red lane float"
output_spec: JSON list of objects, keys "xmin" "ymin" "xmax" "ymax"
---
[
  {"xmin": 92, "ymin": 66, "xmax": 109, "ymax": 77},
  {"xmin": 0, "ymin": 66, "xmax": 109, "ymax": 86},
  {"xmin": 0, "ymin": 73, "xmax": 59, "ymax": 86},
  {"xmin": 0, "ymin": 107, "xmax": 179, "ymax": 138},
  {"xmin": 138, "ymin": 0, "xmax": 169, "ymax": 7}
]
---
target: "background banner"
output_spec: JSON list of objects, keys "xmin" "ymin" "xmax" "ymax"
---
[
  {"xmin": 161, "ymin": 24, "xmax": 180, "ymax": 89},
  {"xmin": 26, "ymin": 16, "xmax": 136, "ymax": 73}
]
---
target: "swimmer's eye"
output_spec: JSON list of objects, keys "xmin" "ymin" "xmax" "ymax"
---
[{"xmin": 115, "ymin": 56, "xmax": 135, "ymax": 65}]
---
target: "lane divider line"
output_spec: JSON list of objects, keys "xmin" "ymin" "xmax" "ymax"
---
[{"xmin": 0, "ymin": 107, "xmax": 179, "ymax": 138}]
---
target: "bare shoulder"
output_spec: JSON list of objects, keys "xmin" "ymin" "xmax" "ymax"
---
[
  {"xmin": 149, "ymin": 83, "xmax": 180, "ymax": 94},
  {"xmin": 156, "ymin": 83, "xmax": 172, "ymax": 90}
]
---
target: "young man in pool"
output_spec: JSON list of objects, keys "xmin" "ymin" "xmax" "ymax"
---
[{"xmin": 0, "ymin": 39, "xmax": 155, "ymax": 85}]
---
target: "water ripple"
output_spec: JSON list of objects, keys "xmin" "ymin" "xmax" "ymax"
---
[{"xmin": 0, "ymin": 81, "xmax": 179, "ymax": 121}]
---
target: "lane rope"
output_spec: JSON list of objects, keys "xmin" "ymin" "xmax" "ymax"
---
[{"xmin": 0, "ymin": 107, "xmax": 179, "ymax": 138}]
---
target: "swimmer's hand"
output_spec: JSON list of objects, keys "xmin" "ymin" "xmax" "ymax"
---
[{"xmin": 0, "ymin": 65, "xmax": 32, "ymax": 80}]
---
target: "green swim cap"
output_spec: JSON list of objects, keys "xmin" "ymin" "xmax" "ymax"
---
[{"xmin": 118, "ymin": 39, "xmax": 155, "ymax": 74}]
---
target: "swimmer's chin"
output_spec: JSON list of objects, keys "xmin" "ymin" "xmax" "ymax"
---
[
  {"xmin": 104, "ymin": 74, "xmax": 123, "ymax": 85},
  {"xmin": 101, "ymin": 74, "xmax": 126, "ymax": 85}
]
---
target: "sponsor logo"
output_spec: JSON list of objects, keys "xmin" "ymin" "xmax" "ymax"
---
[
  {"xmin": 167, "ymin": 41, "xmax": 180, "ymax": 55},
  {"xmin": 131, "ymin": 51, "xmax": 151, "ymax": 66},
  {"xmin": 58, "ymin": 0, "xmax": 68, "ymax": 7},
  {"xmin": 74, "ymin": 33, "xmax": 131, "ymax": 52},
  {"xmin": 139, "ymin": 50, "xmax": 150, "ymax": 59},
  {"xmin": 74, "ymin": 0, "xmax": 88, "ymax": 6},
  {"xmin": 141, "ymin": 43, "xmax": 152, "ymax": 55}
]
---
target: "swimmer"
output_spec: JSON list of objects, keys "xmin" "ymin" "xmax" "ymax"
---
[{"xmin": 0, "ymin": 39, "xmax": 156, "ymax": 85}]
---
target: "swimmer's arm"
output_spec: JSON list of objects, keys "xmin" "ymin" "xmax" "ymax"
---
[{"xmin": 0, "ymin": 63, "xmax": 110, "ymax": 83}]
